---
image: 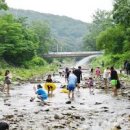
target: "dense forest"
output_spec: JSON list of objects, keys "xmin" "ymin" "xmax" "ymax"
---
[
  {"xmin": 83, "ymin": 0, "xmax": 130, "ymax": 67},
  {"xmin": 1, "ymin": 8, "xmax": 89, "ymax": 52}
]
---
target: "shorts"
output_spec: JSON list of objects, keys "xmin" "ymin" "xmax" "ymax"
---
[
  {"xmin": 38, "ymin": 95, "xmax": 48, "ymax": 101},
  {"xmin": 4, "ymin": 79, "xmax": 11, "ymax": 85},
  {"xmin": 67, "ymin": 84, "xmax": 75, "ymax": 91},
  {"xmin": 111, "ymin": 80, "xmax": 117, "ymax": 86}
]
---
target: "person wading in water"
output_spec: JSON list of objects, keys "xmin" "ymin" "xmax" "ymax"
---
[
  {"xmin": 110, "ymin": 67, "xmax": 118, "ymax": 96},
  {"xmin": 3, "ymin": 70, "xmax": 12, "ymax": 94},
  {"xmin": 74, "ymin": 66, "xmax": 82, "ymax": 92}
]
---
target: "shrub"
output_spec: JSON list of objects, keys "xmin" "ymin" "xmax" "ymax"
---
[
  {"xmin": 31, "ymin": 57, "xmax": 47, "ymax": 66},
  {"xmin": 24, "ymin": 56, "xmax": 47, "ymax": 68}
]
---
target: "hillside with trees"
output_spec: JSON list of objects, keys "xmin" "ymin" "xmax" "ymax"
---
[
  {"xmin": 2, "ymin": 8, "xmax": 90, "ymax": 52},
  {"xmin": 83, "ymin": 0, "xmax": 130, "ymax": 67},
  {"xmin": 0, "ymin": 0, "xmax": 58, "ymax": 80}
]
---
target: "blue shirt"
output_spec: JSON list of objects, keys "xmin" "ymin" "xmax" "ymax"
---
[
  {"xmin": 68, "ymin": 73, "xmax": 77, "ymax": 85},
  {"xmin": 36, "ymin": 88, "xmax": 48, "ymax": 99}
]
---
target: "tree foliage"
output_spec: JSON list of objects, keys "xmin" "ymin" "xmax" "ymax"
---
[
  {"xmin": 6, "ymin": 8, "xmax": 89, "ymax": 52},
  {"xmin": 96, "ymin": 0, "xmax": 130, "ymax": 55},
  {"xmin": 0, "ymin": 15, "xmax": 39, "ymax": 65},
  {"xmin": 83, "ymin": 10, "xmax": 113, "ymax": 51},
  {"xmin": 113, "ymin": 0, "xmax": 130, "ymax": 27},
  {"xmin": 0, "ymin": 0, "xmax": 8, "ymax": 10},
  {"xmin": 83, "ymin": 0, "xmax": 130, "ymax": 64},
  {"xmin": 30, "ymin": 21, "xmax": 54, "ymax": 56},
  {"xmin": 96, "ymin": 25, "xmax": 125, "ymax": 54}
]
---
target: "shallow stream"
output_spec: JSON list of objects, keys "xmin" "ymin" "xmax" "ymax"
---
[{"xmin": 0, "ymin": 56, "xmax": 130, "ymax": 130}]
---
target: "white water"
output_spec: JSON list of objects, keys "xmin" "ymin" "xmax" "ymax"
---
[{"xmin": 75, "ymin": 55, "xmax": 99, "ymax": 68}]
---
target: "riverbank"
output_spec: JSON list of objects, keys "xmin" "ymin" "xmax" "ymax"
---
[{"xmin": 0, "ymin": 63, "xmax": 58, "ymax": 87}]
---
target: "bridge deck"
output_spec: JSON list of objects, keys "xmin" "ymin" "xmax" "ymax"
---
[{"xmin": 43, "ymin": 51, "xmax": 103, "ymax": 58}]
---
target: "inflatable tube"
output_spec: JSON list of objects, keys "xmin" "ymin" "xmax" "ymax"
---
[
  {"xmin": 60, "ymin": 88, "xmax": 69, "ymax": 93},
  {"xmin": 44, "ymin": 83, "xmax": 56, "ymax": 91}
]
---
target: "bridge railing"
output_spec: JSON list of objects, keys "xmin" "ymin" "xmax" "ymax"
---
[{"xmin": 43, "ymin": 51, "xmax": 103, "ymax": 58}]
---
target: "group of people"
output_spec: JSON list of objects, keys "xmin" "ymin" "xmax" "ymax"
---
[
  {"xmin": 103, "ymin": 66, "xmax": 120, "ymax": 96},
  {"xmin": 90, "ymin": 66, "xmax": 120, "ymax": 96},
  {"xmin": 33, "ymin": 66, "xmax": 82, "ymax": 102},
  {"xmin": 67, "ymin": 66, "xmax": 82, "ymax": 99},
  {"xmin": 32, "ymin": 65, "xmax": 122, "ymax": 104},
  {"xmin": 2, "ymin": 65, "xmax": 121, "ymax": 104}
]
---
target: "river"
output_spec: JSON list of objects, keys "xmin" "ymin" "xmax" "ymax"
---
[{"xmin": 0, "ymin": 56, "xmax": 130, "ymax": 130}]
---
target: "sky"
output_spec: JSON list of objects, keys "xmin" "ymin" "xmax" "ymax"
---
[{"xmin": 5, "ymin": 0, "xmax": 113, "ymax": 23}]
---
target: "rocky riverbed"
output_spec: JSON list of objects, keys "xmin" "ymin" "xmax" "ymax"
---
[{"xmin": 0, "ymin": 67, "xmax": 130, "ymax": 130}]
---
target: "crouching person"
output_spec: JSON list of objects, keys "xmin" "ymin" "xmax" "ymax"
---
[
  {"xmin": 33, "ymin": 84, "xmax": 48, "ymax": 104},
  {"xmin": 67, "ymin": 71, "xmax": 77, "ymax": 100}
]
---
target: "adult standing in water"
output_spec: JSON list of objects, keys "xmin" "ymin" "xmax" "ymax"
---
[
  {"xmin": 67, "ymin": 71, "xmax": 77, "ymax": 100},
  {"xmin": 74, "ymin": 66, "xmax": 82, "ymax": 91},
  {"xmin": 3, "ymin": 70, "xmax": 12, "ymax": 94},
  {"xmin": 110, "ymin": 67, "xmax": 118, "ymax": 96}
]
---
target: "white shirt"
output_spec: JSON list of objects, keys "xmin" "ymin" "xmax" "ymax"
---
[{"xmin": 103, "ymin": 69, "xmax": 110, "ymax": 79}]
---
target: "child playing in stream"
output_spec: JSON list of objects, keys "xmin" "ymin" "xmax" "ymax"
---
[
  {"xmin": 46, "ymin": 74, "xmax": 53, "ymax": 96},
  {"xmin": 33, "ymin": 84, "xmax": 48, "ymax": 103},
  {"xmin": 3, "ymin": 70, "xmax": 12, "ymax": 94},
  {"xmin": 87, "ymin": 77, "xmax": 94, "ymax": 94}
]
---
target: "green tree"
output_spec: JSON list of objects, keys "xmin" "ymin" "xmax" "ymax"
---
[
  {"xmin": 113, "ymin": 0, "xmax": 130, "ymax": 27},
  {"xmin": 123, "ymin": 27, "xmax": 130, "ymax": 51},
  {"xmin": 96, "ymin": 25, "xmax": 125, "ymax": 54},
  {"xmin": 31, "ymin": 21, "xmax": 54, "ymax": 56},
  {"xmin": 0, "ymin": 0, "xmax": 8, "ymax": 10},
  {"xmin": 113, "ymin": 0, "xmax": 130, "ymax": 53},
  {"xmin": 0, "ymin": 15, "xmax": 39, "ymax": 65},
  {"xmin": 83, "ymin": 10, "xmax": 113, "ymax": 51}
]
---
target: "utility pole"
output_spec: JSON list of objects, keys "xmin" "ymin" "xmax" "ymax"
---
[
  {"xmin": 60, "ymin": 46, "xmax": 62, "ymax": 52},
  {"xmin": 56, "ymin": 44, "xmax": 58, "ymax": 52}
]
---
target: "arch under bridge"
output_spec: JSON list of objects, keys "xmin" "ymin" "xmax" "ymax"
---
[{"xmin": 43, "ymin": 51, "xmax": 103, "ymax": 58}]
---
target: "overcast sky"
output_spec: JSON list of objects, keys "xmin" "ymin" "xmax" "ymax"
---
[{"xmin": 5, "ymin": 0, "xmax": 113, "ymax": 23}]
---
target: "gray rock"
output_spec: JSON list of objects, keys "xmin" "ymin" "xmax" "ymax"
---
[
  {"xmin": 54, "ymin": 114, "xmax": 62, "ymax": 119},
  {"xmin": 4, "ymin": 115, "xmax": 14, "ymax": 119},
  {"xmin": 95, "ymin": 102, "xmax": 102, "ymax": 105},
  {"xmin": 81, "ymin": 117, "xmax": 85, "ymax": 121},
  {"xmin": 66, "ymin": 101, "xmax": 71, "ymax": 104},
  {"xmin": 4, "ymin": 103, "xmax": 11, "ymax": 106}
]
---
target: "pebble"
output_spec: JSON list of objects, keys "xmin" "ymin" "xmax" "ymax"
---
[
  {"xmin": 95, "ymin": 102, "xmax": 102, "ymax": 105},
  {"xmin": 66, "ymin": 101, "xmax": 71, "ymax": 104},
  {"xmin": 4, "ymin": 115, "xmax": 14, "ymax": 119},
  {"xmin": 4, "ymin": 103, "xmax": 11, "ymax": 106},
  {"xmin": 54, "ymin": 114, "xmax": 60, "ymax": 119}
]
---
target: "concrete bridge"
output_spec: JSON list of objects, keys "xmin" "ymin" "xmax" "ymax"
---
[{"xmin": 43, "ymin": 51, "xmax": 103, "ymax": 58}]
